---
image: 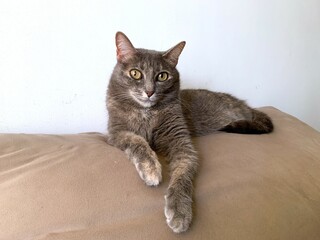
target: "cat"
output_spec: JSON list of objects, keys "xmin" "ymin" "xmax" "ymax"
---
[{"xmin": 106, "ymin": 32, "xmax": 273, "ymax": 233}]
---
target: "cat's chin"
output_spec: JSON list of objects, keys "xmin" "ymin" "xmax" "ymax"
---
[
  {"xmin": 129, "ymin": 91, "xmax": 157, "ymax": 108},
  {"xmin": 136, "ymin": 99, "xmax": 156, "ymax": 108}
]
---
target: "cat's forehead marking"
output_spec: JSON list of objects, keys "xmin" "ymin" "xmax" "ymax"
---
[
  {"xmin": 136, "ymin": 49, "xmax": 165, "ymax": 70},
  {"xmin": 134, "ymin": 58, "xmax": 161, "ymax": 74}
]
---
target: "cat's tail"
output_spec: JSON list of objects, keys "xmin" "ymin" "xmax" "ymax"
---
[{"xmin": 221, "ymin": 109, "xmax": 274, "ymax": 134}]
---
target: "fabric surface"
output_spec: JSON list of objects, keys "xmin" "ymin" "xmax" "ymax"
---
[{"xmin": 0, "ymin": 107, "xmax": 320, "ymax": 240}]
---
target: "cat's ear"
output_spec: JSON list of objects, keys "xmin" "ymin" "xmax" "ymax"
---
[
  {"xmin": 115, "ymin": 32, "xmax": 137, "ymax": 62},
  {"xmin": 163, "ymin": 41, "xmax": 186, "ymax": 67}
]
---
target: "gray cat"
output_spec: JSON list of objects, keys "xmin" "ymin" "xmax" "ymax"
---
[{"xmin": 106, "ymin": 32, "xmax": 273, "ymax": 233}]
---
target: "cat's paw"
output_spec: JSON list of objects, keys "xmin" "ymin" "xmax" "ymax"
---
[
  {"xmin": 164, "ymin": 189, "xmax": 192, "ymax": 233},
  {"xmin": 134, "ymin": 155, "xmax": 162, "ymax": 186}
]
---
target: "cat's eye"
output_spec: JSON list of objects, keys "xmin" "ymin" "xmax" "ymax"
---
[
  {"xmin": 157, "ymin": 72, "xmax": 169, "ymax": 81},
  {"xmin": 129, "ymin": 69, "xmax": 142, "ymax": 80}
]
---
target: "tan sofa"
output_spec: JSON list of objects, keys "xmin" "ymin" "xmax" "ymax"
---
[{"xmin": 1, "ymin": 107, "xmax": 320, "ymax": 240}]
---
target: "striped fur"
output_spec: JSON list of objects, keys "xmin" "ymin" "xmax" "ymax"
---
[
  {"xmin": 107, "ymin": 32, "xmax": 273, "ymax": 233},
  {"xmin": 180, "ymin": 89, "xmax": 274, "ymax": 136}
]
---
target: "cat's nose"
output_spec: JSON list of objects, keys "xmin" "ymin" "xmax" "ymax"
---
[{"xmin": 145, "ymin": 91, "xmax": 155, "ymax": 98}]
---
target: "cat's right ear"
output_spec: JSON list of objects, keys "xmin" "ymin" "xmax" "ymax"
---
[
  {"xmin": 115, "ymin": 32, "xmax": 137, "ymax": 63},
  {"xmin": 163, "ymin": 41, "xmax": 186, "ymax": 67}
]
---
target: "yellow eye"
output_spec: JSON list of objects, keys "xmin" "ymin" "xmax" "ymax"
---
[
  {"xmin": 157, "ymin": 72, "xmax": 169, "ymax": 81},
  {"xmin": 129, "ymin": 69, "xmax": 142, "ymax": 80}
]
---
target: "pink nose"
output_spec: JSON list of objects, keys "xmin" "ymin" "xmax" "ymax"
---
[{"xmin": 145, "ymin": 91, "xmax": 155, "ymax": 98}]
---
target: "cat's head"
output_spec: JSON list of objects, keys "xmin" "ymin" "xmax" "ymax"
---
[{"xmin": 109, "ymin": 32, "xmax": 185, "ymax": 108}]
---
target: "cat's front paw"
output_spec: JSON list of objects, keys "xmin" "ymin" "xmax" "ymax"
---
[
  {"xmin": 164, "ymin": 188, "xmax": 192, "ymax": 233},
  {"xmin": 134, "ymin": 154, "xmax": 162, "ymax": 186}
]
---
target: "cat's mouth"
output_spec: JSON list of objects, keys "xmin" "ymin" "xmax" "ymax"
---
[{"xmin": 129, "ymin": 90, "xmax": 157, "ymax": 108}]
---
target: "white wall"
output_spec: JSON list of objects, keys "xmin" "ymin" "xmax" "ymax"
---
[{"xmin": 0, "ymin": 0, "xmax": 319, "ymax": 133}]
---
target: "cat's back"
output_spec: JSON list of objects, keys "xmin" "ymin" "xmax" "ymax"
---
[
  {"xmin": 180, "ymin": 89, "xmax": 252, "ymax": 136},
  {"xmin": 180, "ymin": 89, "xmax": 233, "ymax": 114},
  {"xmin": 180, "ymin": 89, "xmax": 224, "ymax": 106}
]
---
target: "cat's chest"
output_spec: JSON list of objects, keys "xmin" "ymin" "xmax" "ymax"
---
[{"xmin": 128, "ymin": 109, "xmax": 158, "ymax": 141}]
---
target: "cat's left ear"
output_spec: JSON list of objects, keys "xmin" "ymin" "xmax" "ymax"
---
[
  {"xmin": 115, "ymin": 32, "xmax": 137, "ymax": 62},
  {"xmin": 163, "ymin": 41, "xmax": 186, "ymax": 67}
]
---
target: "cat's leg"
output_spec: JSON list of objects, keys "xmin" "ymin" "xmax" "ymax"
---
[
  {"xmin": 108, "ymin": 131, "xmax": 162, "ymax": 186},
  {"xmin": 153, "ymin": 117, "xmax": 198, "ymax": 233},
  {"xmin": 164, "ymin": 150, "xmax": 197, "ymax": 233}
]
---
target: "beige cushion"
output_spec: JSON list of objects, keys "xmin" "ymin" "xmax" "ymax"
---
[{"xmin": 1, "ymin": 107, "xmax": 320, "ymax": 240}]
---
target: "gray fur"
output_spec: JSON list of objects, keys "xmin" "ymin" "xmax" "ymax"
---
[{"xmin": 106, "ymin": 32, "xmax": 273, "ymax": 233}]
